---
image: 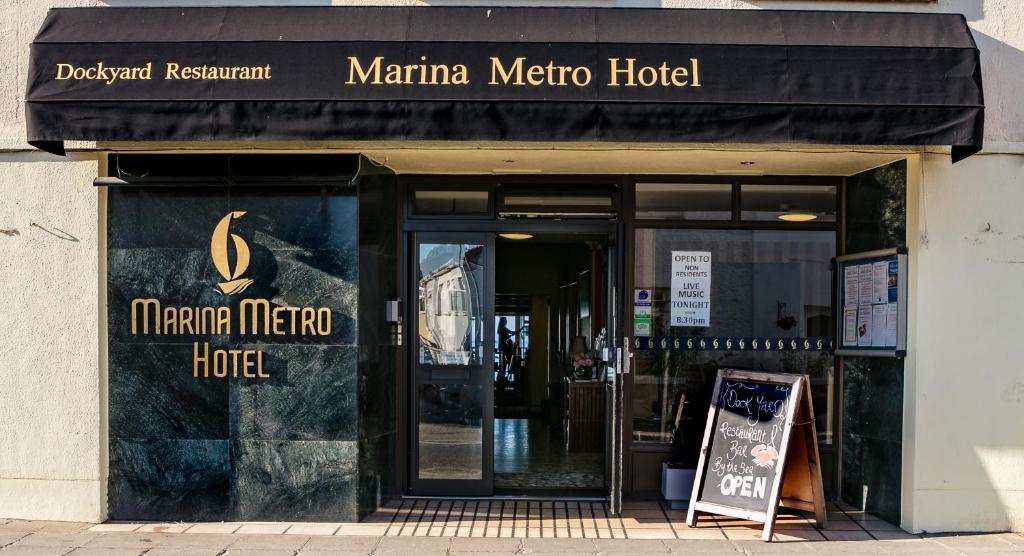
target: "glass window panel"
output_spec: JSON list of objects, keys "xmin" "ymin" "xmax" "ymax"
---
[
  {"xmin": 631, "ymin": 229, "xmax": 836, "ymax": 453},
  {"xmin": 417, "ymin": 242, "xmax": 485, "ymax": 366},
  {"xmin": 418, "ymin": 384, "xmax": 483, "ymax": 480},
  {"xmin": 414, "ymin": 190, "xmax": 489, "ymax": 215},
  {"xmin": 740, "ymin": 184, "xmax": 837, "ymax": 222},
  {"xmin": 502, "ymin": 194, "xmax": 613, "ymax": 207},
  {"xmin": 636, "ymin": 183, "xmax": 732, "ymax": 220}
]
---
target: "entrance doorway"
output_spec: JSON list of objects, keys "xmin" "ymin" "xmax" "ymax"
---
[
  {"xmin": 409, "ymin": 228, "xmax": 619, "ymax": 498},
  {"xmin": 493, "ymin": 233, "xmax": 610, "ymax": 494}
]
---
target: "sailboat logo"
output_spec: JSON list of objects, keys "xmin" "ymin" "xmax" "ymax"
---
[{"xmin": 210, "ymin": 211, "xmax": 254, "ymax": 295}]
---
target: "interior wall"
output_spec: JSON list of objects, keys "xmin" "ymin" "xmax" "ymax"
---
[
  {"xmin": 526, "ymin": 296, "xmax": 549, "ymax": 411},
  {"xmin": 904, "ymin": 153, "xmax": 1024, "ymax": 533}
]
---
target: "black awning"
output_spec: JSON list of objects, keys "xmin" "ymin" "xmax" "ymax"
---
[{"xmin": 26, "ymin": 7, "xmax": 983, "ymax": 161}]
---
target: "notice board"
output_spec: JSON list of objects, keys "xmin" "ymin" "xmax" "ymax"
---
[
  {"xmin": 834, "ymin": 247, "xmax": 908, "ymax": 357},
  {"xmin": 686, "ymin": 369, "xmax": 827, "ymax": 541}
]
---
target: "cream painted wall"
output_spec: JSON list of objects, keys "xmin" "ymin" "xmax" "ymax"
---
[
  {"xmin": 0, "ymin": 0, "xmax": 1022, "ymax": 529},
  {"xmin": 904, "ymin": 152, "xmax": 1024, "ymax": 533},
  {"xmin": 0, "ymin": 153, "xmax": 103, "ymax": 522}
]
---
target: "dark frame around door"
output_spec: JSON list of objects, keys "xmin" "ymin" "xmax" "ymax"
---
[
  {"xmin": 409, "ymin": 231, "xmax": 495, "ymax": 496},
  {"xmin": 400, "ymin": 176, "xmax": 626, "ymax": 499}
]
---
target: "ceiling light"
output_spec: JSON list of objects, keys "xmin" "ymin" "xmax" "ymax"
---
[
  {"xmin": 778, "ymin": 213, "xmax": 818, "ymax": 222},
  {"xmin": 499, "ymin": 233, "xmax": 534, "ymax": 240},
  {"xmin": 740, "ymin": 161, "xmax": 756, "ymax": 165}
]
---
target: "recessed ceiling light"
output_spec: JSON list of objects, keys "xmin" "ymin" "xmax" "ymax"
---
[
  {"xmin": 778, "ymin": 213, "xmax": 818, "ymax": 222},
  {"xmin": 740, "ymin": 161, "xmax": 756, "ymax": 165},
  {"xmin": 499, "ymin": 233, "xmax": 534, "ymax": 240}
]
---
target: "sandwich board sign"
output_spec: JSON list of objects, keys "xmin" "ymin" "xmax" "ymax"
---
[{"xmin": 686, "ymin": 369, "xmax": 827, "ymax": 541}]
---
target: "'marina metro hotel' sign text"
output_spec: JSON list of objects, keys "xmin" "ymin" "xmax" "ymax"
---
[{"xmin": 52, "ymin": 55, "xmax": 702, "ymax": 90}]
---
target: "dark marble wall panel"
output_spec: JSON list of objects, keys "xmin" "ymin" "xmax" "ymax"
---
[
  {"xmin": 356, "ymin": 171, "xmax": 400, "ymax": 512},
  {"xmin": 842, "ymin": 160, "xmax": 906, "ymax": 524},
  {"xmin": 235, "ymin": 345, "xmax": 359, "ymax": 441},
  {"xmin": 109, "ymin": 342, "xmax": 229, "ymax": 440},
  {"xmin": 108, "ymin": 438, "xmax": 231, "ymax": 521},
  {"xmin": 107, "ymin": 181, "xmax": 364, "ymax": 521},
  {"xmin": 235, "ymin": 439, "xmax": 359, "ymax": 521}
]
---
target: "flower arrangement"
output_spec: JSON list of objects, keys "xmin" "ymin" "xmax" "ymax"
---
[{"xmin": 571, "ymin": 352, "xmax": 595, "ymax": 369}]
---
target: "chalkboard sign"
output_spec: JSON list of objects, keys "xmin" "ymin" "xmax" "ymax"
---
[
  {"xmin": 834, "ymin": 247, "xmax": 908, "ymax": 357},
  {"xmin": 697, "ymin": 379, "xmax": 792, "ymax": 512},
  {"xmin": 686, "ymin": 369, "xmax": 827, "ymax": 541}
]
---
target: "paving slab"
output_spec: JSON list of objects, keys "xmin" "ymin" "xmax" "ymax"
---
[
  {"xmin": 927, "ymin": 534, "xmax": 1024, "ymax": 554},
  {"xmin": 821, "ymin": 530, "xmax": 876, "ymax": 542},
  {"xmin": 520, "ymin": 537, "xmax": 598, "ymax": 553},
  {"xmin": 591, "ymin": 538, "xmax": 670, "ymax": 553},
  {"xmin": 671, "ymin": 526, "xmax": 727, "ymax": 540},
  {"xmin": 133, "ymin": 524, "xmax": 189, "ymax": 534},
  {"xmin": 87, "ymin": 525, "xmax": 139, "ymax": 534},
  {"xmin": 0, "ymin": 531, "xmax": 30, "ymax": 547},
  {"xmin": 156, "ymin": 533, "xmax": 239, "ymax": 550},
  {"xmin": 283, "ymin": 523, "xmax": 340, "ymax": 536},
  {"xmin": 81, "ymin": 533, "xmax": 167, "ymax": 550},
  {"xmin": 731, "ymin": 539, "xmax": 816, "ymax": 554},
  {"xmin": 0, "ymin": 547, "xmax": 78, "ymax": 555},
  {"xmin": 228, "ymin": 533, "xmax": 311, "ymax": 549},
  {"xmin": 375, "ymin": 536, "xmax": 452, "ymax": 555},
  {"xmin": 234, "ymin": 524, "xmax": 291, "ymax": 536},
  {"xmin": 661, "ymin": 539, "xmax": 741, "ymax": 554},
  {"xmin": 222, "ymin": 550, "xmax": 298, "ymax": 556},
  {"xmin": 301, "ymin": 535, "xmax": 380, "ymax": 552},
  {"xmin": 145, "ymin": 549, "xmax": 223, "ymax": 556},
  {"xmin": 65, "ymin": 549, "xmax": 145, "ymax": 556},
  {"xmin": 0, "ymin": 522, "xmax": 52, "ymax": 533},
  {"xmin": 450, "ymin": 537, "xmax": 522, "ymax": 552},
  {"xmin": 624, "ymin": 529, "xmax": 676, "ymax": 540},
  {"xmin": 810, "ymin": 539, "xmax": 892, "ymax": 554},
  {"xmin": 11, "ymin": 531, "xmax": 98, "ymax": 548},
  {"xmin": 184, "ymin": 523, "xmax": 243, "ymax": 534}
]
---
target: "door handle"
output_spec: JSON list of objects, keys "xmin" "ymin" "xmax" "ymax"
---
[{"xmin": 622, "ymin": 337, "xmax": 631, "ymax": 375}]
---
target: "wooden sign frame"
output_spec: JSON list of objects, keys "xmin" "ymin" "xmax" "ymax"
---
[{"xmin": 685, "ymin": 369, "xmax": 827, "ymax": 541}]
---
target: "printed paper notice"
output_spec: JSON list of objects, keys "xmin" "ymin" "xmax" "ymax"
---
[
  {"xmin": 884, "ymin": 302, "xmax": 899, "ymax": 347},
  {"xmin": 670, "ymin": 251, "xmax": 711, "ymax": 327},
  {"xmin": 857, "ymin": 264, "xmax": 874, "ymax": 305},
  {"xmin": 871, "ymin": 304, "xmax": 888, "ymax": 347},
  {"xmin": 843, "ymin": 306, "xmax": 858, "ymax": 346},
  {"xmin": 857, "ymin": 304, "xmax": 872, "ymax": 346},
  {"xmin": 843, "ymin": 266, "xmax": 859, "ymax": 306},
  {"xmin": 871, "ymin": 262, "xmax": 889, "ymax": 304}
]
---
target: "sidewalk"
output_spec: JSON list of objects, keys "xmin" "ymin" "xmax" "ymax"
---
[{"xmin": 1, "ymin": 500, "xmax": 1021, "ymax": 555}]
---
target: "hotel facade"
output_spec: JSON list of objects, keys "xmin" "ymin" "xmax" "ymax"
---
[{"xmin": 1, "ymin": 0, "xmax": 1022, "ymax": 534}]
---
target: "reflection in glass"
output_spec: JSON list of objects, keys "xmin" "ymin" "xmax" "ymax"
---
[
  {"xmin": 417, "ymin": 243, "xmax": 485, "ymax": 366},
  {"xmin": 740, "ymin": 184, "xmax": 837, "ymax": 222},
  {"xmin": 631, "ymin": 229, "xmax": 836, "ymax": 452},
  {"xmin": 418, "ymin": 384, "xmax": 483, "ymax": 480},
  {"xmin": 414, "ymin": 190, "xmax": 489, "ymax": 216},
  {"xmin": 635, "ymin": 183, "xmax": 732, "ymax": 220}
]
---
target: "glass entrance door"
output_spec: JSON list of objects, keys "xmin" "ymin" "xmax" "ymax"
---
[{"xmin": 410, "ymin": 232, "xmax": 494, "ymax": 496}]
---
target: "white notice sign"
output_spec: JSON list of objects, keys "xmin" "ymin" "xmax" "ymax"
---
[{"xmin": 670, "ymin": 251, "xmax": 711, "ymax": 327}]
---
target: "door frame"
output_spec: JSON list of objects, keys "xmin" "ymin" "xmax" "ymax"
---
[
  {"xmin": 408, "ymin": 231, "xmax": 496, "ymax": 496},
  {"xmin": 397, "ymin": 175, "xmax": 626, "ymax": 498}
]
